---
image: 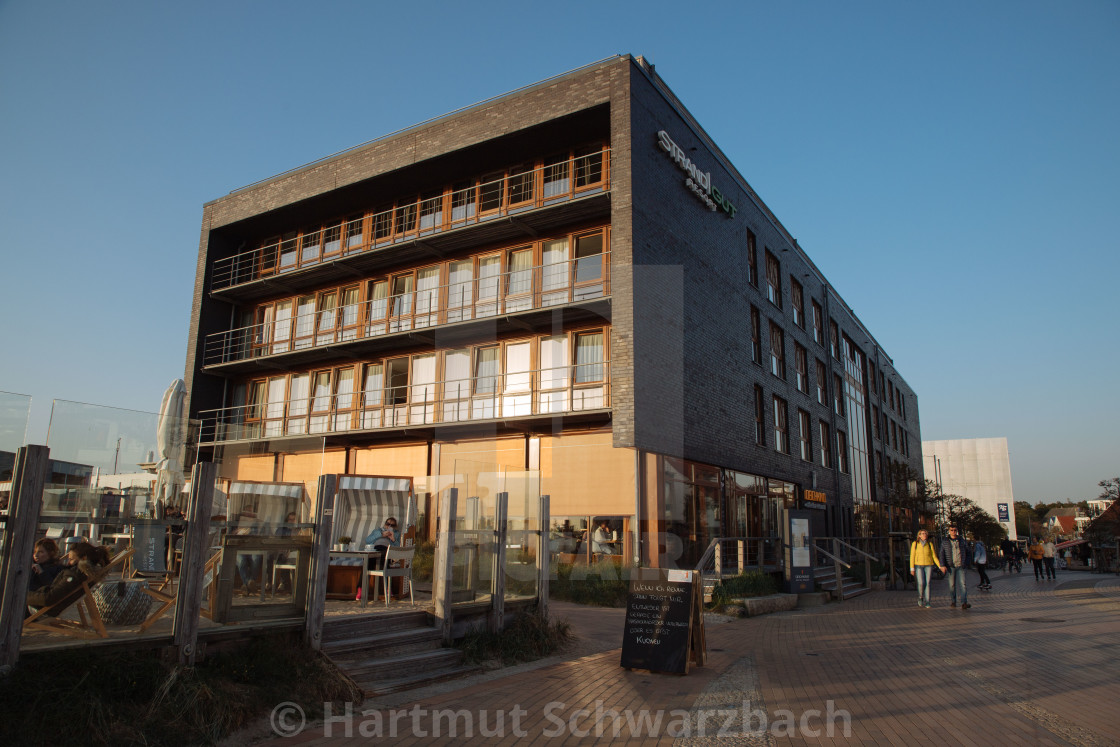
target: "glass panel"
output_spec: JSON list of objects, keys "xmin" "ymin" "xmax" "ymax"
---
[
  {"xmin": 410, "ymin": 354, "xmax": 436, "ymax": 424},
  {"xmin": 339, "ymin": 286, "xmax": 360, "ymax": 340},
  {"xmin": 345, "ymin": 214, "xmax": 364, "ymax": 250},
  {"xmin": 367, "ymin": 280, "xmax": 388, "ymax": 335},
  {"xmin": 386, "ymin": 359, "xmax": 409, "ymax": 406},
  {"xmin": 574, "ymin": 232, "xmax": 604, "ymax": 299},
  {"xmin": 279, "ymin": 232, "xmax": 298, "ymax": 271},
  {"xmin": 272, "ymin": 301, "xmax": 292, "ymax": 354},
  {"xmin": 538, "ymin": 335, "xmax": 569, "ymax": 413},
  {"xmin": 442, "ymin": 349, "xmax": 470, "ymax": 422},
  {"xmin": 294, "ymin": 296, "xmax": 315, "ymax": 348},
  {"xmin": 333, "ymin": 368, "xmax": 355, "ymax": 431},
  {"xmin": 316, "ymin": 291, "xmax": 337, "ymax": 345},
  {"xmin": 505, "ymin": 248, "xmax": 532, "ymax": 312},
  {"xmin": 575, "ymin": 332, "xmax": 604, "ymax": 383},
  {"xmin": 287, "ymin": 374, "xmax": 309, "ymax": 435},
  {"xmin": 476, "ymin": 256, "xmax": 500, "ymax": 317},
  {"xmin": 322, "ymin": 224, "xmax": 341, "ymax": 255},
  {"xmin": 507, "ymin": 164, "xmax": 534, "ymax": 205},
  {"xmin": 309, "ymin": 372, "xmax": 331, "ymax": 434},
  {"xmin": 543, "ymin": 156, "xmax": 570, "ymax": 198},
  {"xmin": 265, "ymin": 377, "xmax": 286, "ymax": 437},
  {"xmin": 479, "ymin": 172, "xmax": 504, "ymax": 212},
  {"xmin": 300, "ymin": 229, "xmax": 321, "ymax": 264},
  {"xmin": 446, "ymin": 260, "xmax": 473, "ymax": 322},
  {"xmin": 389, "ymin": 275, "xmax": 413, "ymax": 332},
  {"xmin": 418, "ymin": 191, "xmax": 443, "ymax": 230},
  {"xmin": 502, "ymin": 342, "xmax": 532, "ymax": 416},
  {"xmin": 395, "ymin": 203, "xmax": 417, "ymax": 235},
  {"xmin": 574, "ymin": 147, "xmax": 603, "ymax": 188},
  {"xmin": 541, "ymin": 238, "xmax": 570, "ymax": 306},
  {"xmin": 472, "ymin": 348, "xmax": 499, "ymax": 419},
  {"xmin": 414, "ymin": 267, "xmax": 440, "ymax": 328},
  {"xmin": 361, "ymin": 364, "xmax": 383, "ymax": 428}
]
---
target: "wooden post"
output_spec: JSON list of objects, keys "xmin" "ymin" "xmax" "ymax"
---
[
  {"xmin": 172, "ymin": 461, "xmax": 216, "ymax": 666},
  {"xmin": 536, "ymin": 494, "xmax": 550, "ymax": 621},
  {"xmin": 304, "ymin": 473, "xmax": 337, "ymax": 651},
  {"xmin": 433, "ymin": 488, "xmax": 457, "ymax": 644},
  {"xmin": 0, "ymin": 445, "xmax": 50, "ymax": 672},
  {"xmin": 489, "ymin": 491, "xmax": 508, "ymax": 633}
]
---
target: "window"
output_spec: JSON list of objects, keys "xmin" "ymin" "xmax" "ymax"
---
[
  {"xmin": 819, "ymin": 421, "xmax": 832, "ymax": 468},
  {"xmin": 872, "ymin": 405, "xmax": 880, "ymax": 439},
  {"xmin": 573, "ymin": 232, "xmax": 606, "ymax": 299},
  {"xmin": 799, "ymin": 410, "xmax": 812, "ymax": 461},
  {"xmin": 574, "ymin": 145, "xmax": 604, "ymax": 189},
  {"xmin": 868, "ymin": 364, "xmax": 877, "ymax": 395},
  {"xmin": 791, "ymin": 278, "xmax": 804, "ymax": 328},
  {"xmin": 765, "ymin": 251, "xmax": 782, "ymax": 307},
  {"xmin": 543, "ymin": 154, "xmax": 571, "ymax": 199},
  {"xmin": 816, "ymin": 359, "xmax": 828, "ymax": 405},
  {"xmin": 344, "ymin": 214, "xmax": 364, "ymax": 252},
  {"xmin": 300, "ymin": 229, "xmax": 321, "ymax": 265},
  {"xmin": 769, "ymin": 322, "xmax": 785, "ymax": 378},
  {"xmin": 574, "ymin": 330, "xmax": 606, "ymax": 409},
  {"xmin": 812, "ymin": 300, "xmax": 823, "ymax": 345},
  {"xmin": 833, "ymin": 373, "xmax": 845, "ymax": 416},
  {"xmin": 750, "ymin": 306, "xmax": 762, "ymax": 365},
  {"xmin": 795, "ymin": 343, "xmax": 808, "ymax": 394},
  {"xmin": 418, "ymin": 191, "xmax": 444, "ymax": 231},
  {"xmin": 507, "ymin": 164, "xmax": 535, "ymax": 206},
  {"xmin": 837, "ymin": 431, "xmax": 849, "ymax": 473},
  {"xmin": 829, "ymin": 319, "xmax": 840, "ymax": 360},
  {"xmin": 772, "ymin": 396, "xmax": 788, "ymax": 453},
  {"xmin": 754, "ymin": 385, "xmax": 766, "ymax": 446},
  {"xmin": 322, "ymin": 223, "xmax": 342, "ymax": 257},
  {"xmin": 746, "ymin": 230, "xmax": 758, "ymax": 287}
]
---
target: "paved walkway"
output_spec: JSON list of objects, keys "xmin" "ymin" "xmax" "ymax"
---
[{"xmin": 256, "ymin": 570, "xmax": 1120, "ymax": 745}]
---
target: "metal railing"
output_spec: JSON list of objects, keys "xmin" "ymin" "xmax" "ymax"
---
[
  {"xmin": 198, "ymin": 362, "xmax": 611, "ymax": 444},
  {"xmin": 811, "ymin": 537, "xmax": 876, "ymax": 601},
  {"xmin": 211, "ymin": 149, "xmax": 612, "ymax": 292},
  {"xmin": 204, "ymin": 252, "xmax": 611, "ymax": 366},
  {"xmin": 695, "ymin": 536, "xmax": 781, "ymax": 580}
]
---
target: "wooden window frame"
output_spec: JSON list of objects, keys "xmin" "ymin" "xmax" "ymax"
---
[{"xmin": 791, "ymin": 278, "xmax": 804, "ymax": 329}]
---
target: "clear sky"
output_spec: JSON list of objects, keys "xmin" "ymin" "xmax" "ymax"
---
[{"xmin": 1, "ymin": 1, "xmax": 1117, "ymax": 503}]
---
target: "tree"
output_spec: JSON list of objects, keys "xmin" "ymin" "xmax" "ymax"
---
[
  {"xmin": 875, "ymin": 462, "xmax": 936, "ymax": 533},
  {"xmin": 933, "ymin": 493, "xmax": 1006, "ymax": 547},
  {"xmin": 1099, "ymin": 478, "xmax": 1119, "ymax": 504}
]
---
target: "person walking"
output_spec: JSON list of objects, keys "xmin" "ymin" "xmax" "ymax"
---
[
  {"xmin": 938, "ymin": 526, "xmax": 973, "ymax": 609},
  {"xmin": 973, "ymin": 538, "xmax": 991, "ymax": 590},
  {"xmin": 1042, "ymin": 537, "xmax": 1057, "ymax": 580},
  {"xmin": 909, "ymin": 529, "xmax": 940, "ymax": 608},
  {"xmin": 1028, "ymin": 538, "xmax": 1045, "ymax": 580}
]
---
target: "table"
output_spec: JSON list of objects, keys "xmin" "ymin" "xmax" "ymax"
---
[{"xmin": 329, "ymin": 549, "xmax": 382, "ymax": 608}]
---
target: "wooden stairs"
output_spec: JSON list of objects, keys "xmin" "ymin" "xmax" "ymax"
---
[{"xmin": 322, "ymin": 610, "xmax": 479, "ymax": 696}]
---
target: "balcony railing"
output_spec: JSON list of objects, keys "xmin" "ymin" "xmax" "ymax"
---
[
  {"xmin": 198, "ymin": 362, "xmax": 611, "ymax": 444},
  {"xmin": 204, "ymin": 252, "xmax": 611, "ymax": 367},
  {"xmin": 210, "ymin": 148, "xmax": 611, "ymax": 292}
]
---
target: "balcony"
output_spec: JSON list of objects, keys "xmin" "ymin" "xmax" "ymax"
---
[
  {"xmin": 198, "ymin": 362, "xmax": 612, "ymax": 445},
  {"xmin": 209, "ymin": 148, "xmax": 612, "ymax": 299},
  {"xmin": 203, "ymin": 252, "xmax": 612, "ymax": 374}
]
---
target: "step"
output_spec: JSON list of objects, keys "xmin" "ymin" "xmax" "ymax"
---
[
  {"xmin": 324, "ymin": 626, "xmax": 443, "ymax": 659},
  {"xmin": 357, "ymin": 663, "xmax": 482, "ymax": 697},
  {"xmin": 322, "ymin": 610, "xmax": 431, "ymax": 642},
  {"xmin": 341, "ymin": 647, "xmax": 464, "ymax": 681}
]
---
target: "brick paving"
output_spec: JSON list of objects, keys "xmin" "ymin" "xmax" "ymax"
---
[{"xmin": 255, "ymin": 571, "xmax": 1120, "ymax": 745}]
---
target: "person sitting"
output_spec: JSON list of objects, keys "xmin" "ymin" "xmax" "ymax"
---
[
  {"xmin": 363, "ymin": 517, "xmax": 400, "ymax": 571},
  {"xmin": 26, "ymin": 542, "xmax": 111, "ymax": 611},
  {"xmin": 591, "ymin": 520, "xmax": 614, "ymax": 555},
  {"xmin": 30, "ymin": 538, "xmax": 64, "ymax": 591}
]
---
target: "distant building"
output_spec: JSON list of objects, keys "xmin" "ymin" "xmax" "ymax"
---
[{"xmin": 922, "ymin": 437, "xmax": 1016, "ymax": 540}]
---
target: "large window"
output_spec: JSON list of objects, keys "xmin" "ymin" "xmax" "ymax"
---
[
  {"xmin": 746, "ymin": 230, "xmax": 758, "ymax": 287},
  {"xmin": 795, "ymin": 343, "xmax": 808, "ymax": 394},
  {"xmin": 765, "ymin": 251, "xmax": 782, "ymax": 308},
  {"xmin": 837, "ymin": 430, "xmax": 849, "ymax": 473},
  {"xmin": 769, "ymin": 322, "xmax": 785, "ymax": 379},
  {"xmin": 812, "ymin": 300, "xmax": 823, "ymax": 345},
  {"xmin": 799, "ymin": 410, "xmax": 812, "ymax": 462},
  {"xmin": 816, "ymin": 359, "xmax": 828, "ymax": 405},
  {"xmin": 791, "ymin": 278, "xmax": 804, "ymax": 328},
  {"xmin": 772, "ymin": 395, "xmax": 789, "ymax": 454}
]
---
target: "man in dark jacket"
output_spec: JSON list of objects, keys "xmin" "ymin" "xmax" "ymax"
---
[{"xmin": 938, "ymin": 526, "xmax": 973, "ymax": 609}]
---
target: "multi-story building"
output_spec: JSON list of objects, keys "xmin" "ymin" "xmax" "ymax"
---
[{"xmin": 185, "ymin": 55, "xmax": 923, "ymax": 567}]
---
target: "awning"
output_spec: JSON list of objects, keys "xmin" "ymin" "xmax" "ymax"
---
[{"xmin": 1055, "ymin": 538, "xmax": 1088, "ymax": 550}]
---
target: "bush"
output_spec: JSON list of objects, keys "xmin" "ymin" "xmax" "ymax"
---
[
  {"xmin": 847, "ymin": 559, "xmax": 888, "ymax": 585},
  {"xmin": 456, "ymin": 607, "xmax": 573, "ymax": 667},
  {"xmin": 411, "ymin": 540, "xmax": 435, "ymax": 583},
  {"xmin": 549, "ymin": 561, "xmax": 630, "ymax": 607},
  {"xmin": 0, "ymin": 636, "xmax": 361, "ymax": 746},
  {"xmin": 709, "ymin": 571, "xmax": 778, "ymax": 608}
]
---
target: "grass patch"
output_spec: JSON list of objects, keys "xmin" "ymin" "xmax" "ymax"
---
[
  {"xmin": 549, "ymin": 561, "xmax": 630, "ymax": 607},
  {"xmin": 411, "ymin": 540, "xmax": 435, "ymax": 583},
  {"xmin": 709, "ymin": 571, "xmax": 779, "ymax": 609},
  {"xmin": 0, "ymin": 635, "xmax": 361, "ymax": 746},
  {"xmin": 455, "ymin": 607, "xmax": 573, "ymax": 668}
]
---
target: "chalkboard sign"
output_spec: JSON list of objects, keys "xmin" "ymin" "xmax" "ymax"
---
[{"xmin": 620, "ymin": 568, "xmax": 701, "ymax": 674}]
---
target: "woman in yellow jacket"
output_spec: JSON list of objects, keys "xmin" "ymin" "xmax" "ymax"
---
[{"xmin": 910, "ymin": 529, "xmax": 940, "ymax": 608}]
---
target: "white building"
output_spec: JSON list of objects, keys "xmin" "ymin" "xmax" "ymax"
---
[{"xmin": 922, "ymin": 437, "xmax": 1017, "ymax": 540}]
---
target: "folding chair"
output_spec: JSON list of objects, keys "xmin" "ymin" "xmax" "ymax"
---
[
  {"xmin": 24, "ymin": 548, "xmax": 134, "ymax": 639},
  {"xmin": 366, "ymin": 546, "xmax": 415, "ymax": 608}
]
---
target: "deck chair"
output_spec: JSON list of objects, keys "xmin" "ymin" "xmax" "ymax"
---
[
  {"xmin": 23, "ymin": 548, "xmax": 133, "ymax": 640},
  {"xmin": 366, "ymin": 546, "xmax": 415, "ymax": 608}
]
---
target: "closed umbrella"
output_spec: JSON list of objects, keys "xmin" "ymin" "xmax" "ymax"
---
[{"xmin": 154, "ymin": 379, "xmax": 187, "ymax": 514}]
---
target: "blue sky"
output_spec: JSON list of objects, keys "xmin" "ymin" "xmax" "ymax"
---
[{"xmin": 1, "ymin": 1, "xmax": 1116, "ymax": 503}]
